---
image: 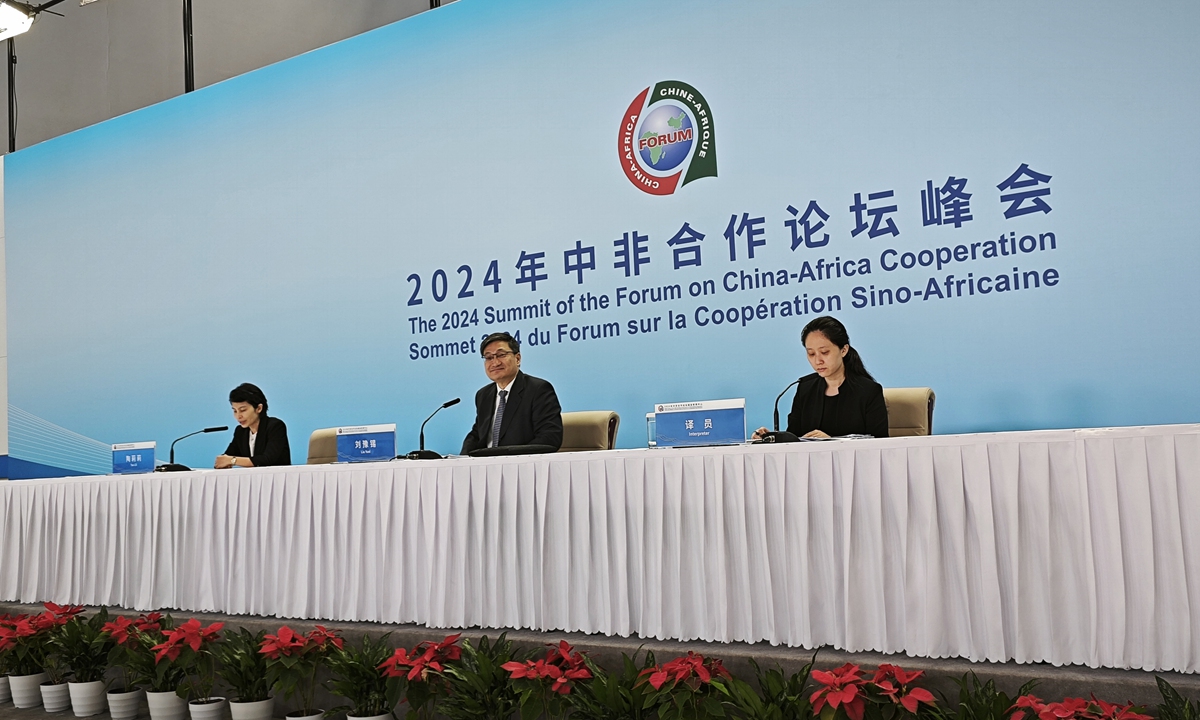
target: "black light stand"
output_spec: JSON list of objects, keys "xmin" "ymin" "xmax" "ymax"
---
[
  {"xmin": 182, "ymin": 0, "xmax": 193, "ymax": 92},
  {"xmin": 4, "ymin": 0, "xmax": 78, "ymax": 153},
  {"xmin": 7, "ymin": 37, "xmax": 15, "ymax": 153}
]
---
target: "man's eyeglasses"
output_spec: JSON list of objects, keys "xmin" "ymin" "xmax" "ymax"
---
[{"xmin": 482, "ymin": 351, "xmax": 515, "ymax": 362}]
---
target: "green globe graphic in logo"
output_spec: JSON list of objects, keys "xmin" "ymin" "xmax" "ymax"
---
[{"xmin": 636, "ymin": 103, "xmax": 694, "ymax": 172}]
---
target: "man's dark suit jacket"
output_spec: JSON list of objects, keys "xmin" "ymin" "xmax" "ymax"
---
[
  {"xmin": 224, "ymin": 415, "xmax": 292, "ymax": 466},
  {"xmin": 460, "ymin": 371, "xmax": 563, "ymax": 454},
  {"xmin": 786, "ymin": 372, "xmax": 889, "ymax": 438}
]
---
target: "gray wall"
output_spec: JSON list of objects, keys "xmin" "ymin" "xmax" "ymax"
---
[{"xmin": 0, "ymin": 0, "xmax": 442, "ymax": 150}]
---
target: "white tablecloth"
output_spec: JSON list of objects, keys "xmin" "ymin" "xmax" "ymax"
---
[{"xmin": 2, "ymin": 424, "xmax": 1199, "ymax": 672}]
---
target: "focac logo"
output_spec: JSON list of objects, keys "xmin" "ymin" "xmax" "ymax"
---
[{"xmin": 618, "ymin": 80, "xmax": 717, "ymax": 195}]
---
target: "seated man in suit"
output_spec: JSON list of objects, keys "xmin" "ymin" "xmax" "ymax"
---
[{"xmin": 461, "ymin": 331, "xmax": 563, "ymax": 454}]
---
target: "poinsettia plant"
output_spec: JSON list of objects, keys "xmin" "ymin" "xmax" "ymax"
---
[
  {"xmin": 150, "ymin": 618, "xmax": 224, "ymax": 702},
  {"xmin": 636, "ymin": 651, "xmax": 735, "ymax": 720},
  {"xmin": 260, "ymin": 625, "xmax": 343, "ymax": 716},
  {"xmin": 0, "ymin": 602, "xmax": 83, "ymax": 677},
  {"xmin": 1009, "ymin": 694, "xmax": 1152, "ymax": 720},
  {"xmin": 503, "ymin": 640, "xmax": 593, "ymax": 720},
  {"xmin": 379, "ymin": 633, "xmax": 462, "ymax": 720},
  {"xmin": 811, "ymin": 663, "xmax": 937, "ymax": 720},
  {"xmin": 105, "ymin": 613, "xmax": 162, "ymax": 691},
  {"xmin": 0, "ymin": 613, "xmax": 12, "ymax": 675}
]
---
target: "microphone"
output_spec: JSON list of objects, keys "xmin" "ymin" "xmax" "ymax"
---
[
  {"xmin": 773, "ymin": 378, "xmax": 801, "ymax": 432},
  {"xmin": 400, "ymin": 398, "xmax": 460, "ymax": 460},
  {"xmin": 155, "ymin": 426, "xmax": 229, "ymax": 472}
]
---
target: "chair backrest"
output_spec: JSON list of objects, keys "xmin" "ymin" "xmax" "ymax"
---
[
  {"xmin": 559, "ymin": 411, "xmax": 620, "ymax": 452},
  {"xmin": 307, "ymin": 427, "xmax": 339, "ymax": 464},
  {"xmin": 882, "ymin": 387, "xmax": 936, "ymax": 437}
]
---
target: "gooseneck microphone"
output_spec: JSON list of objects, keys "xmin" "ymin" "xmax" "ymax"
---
[
  {"xmin": 773, "ymin": 378, "xmax": 802, "ymax": 432},
  {"xmin": 155, "ymin": 426, "xmax": 229, "ymax": 472},
  {"xmin": 401, "ymin": 398, "xmax": 461, "ymax": 460}
]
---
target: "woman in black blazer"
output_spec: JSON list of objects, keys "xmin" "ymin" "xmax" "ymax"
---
[
  {"xmin": 754, "ymin": 316, "xmax": 889, "ymax": 439},
  {"xmin": 215, "ymin": 383, "xmax": 292, "ymax": 467}
]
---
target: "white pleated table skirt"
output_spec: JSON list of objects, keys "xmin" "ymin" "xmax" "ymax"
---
[{"xmin": 2, "ymin": 424, "xmax": 1198, "ymax": 672}]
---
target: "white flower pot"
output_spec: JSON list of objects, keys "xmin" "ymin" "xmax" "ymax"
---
[
  {"xmin": 68, "ymin": 681, "xmax": 107, "ymax": 717},
  {"xmin": 41, "ymin": 681, "xmax": 72, "ymax": 712},
  {"xmin": 229, "ymin": 697, "xmax": 274, "ymax": 720},
  {"xmin": 284, "ymin": 709, "xmax": 323, "ymax": 720},
  {"xmin": 347, "ymin": 713, "xmax": 393, "ymax": 720},
  {"xmin": 107, "ymin": 688, "xmax": 146, "ymax": 720},
  {"xmin": 189, "ymin": 696, "xmax": 228, "ymax": 720},
  {"xmin": 0, "ymin": 675, "xmax": 11, "ymax": 704},
  {"xmin": 9, "ymin": 672, "xmax": 48, "ymax": 708},
  {"xmin": 147, "ymin": 690, "xmax": 189, "ymax": 720}
]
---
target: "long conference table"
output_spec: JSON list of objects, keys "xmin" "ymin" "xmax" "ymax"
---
[{"xmin": 2, "ymin": 424, "xmax": 1199, "ymax": 673}]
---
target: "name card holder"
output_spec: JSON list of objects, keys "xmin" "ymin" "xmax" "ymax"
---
[
  {"xmin": 112, "ymin": 442, "xmax": 156, "ymax": 474},
  {"xmin": 653, "ymin": 398, "xmax": 746, "ymax": 448},
  {"xmin": 336, "ymin": 424, "xmax": 397, "ymax": 462}
]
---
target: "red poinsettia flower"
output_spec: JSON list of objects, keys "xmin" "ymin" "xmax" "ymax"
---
[
  {"xmin": 102, "ymin": 616, "xmax": 137, "ymax": 646},
  {"xmin": 811, "ymin": 663, "xmax": 867, "ymax": 720},
  {"xmin": 428, "ymin": 634, "xmax": 463, "ymax": 662},
  {"xmin": 502, "ymin": 640, "xmax": 594, "ymax": 696},
  {"xmin": 639, "ymin": 651, "xmax": 729, "ymax": 691},
  {"xmin": 873, "ymin": 664, "xmax": 924, "ymax": 686},
  {"xmin": 151, "ymin": 618, "xmax": 222, "ymax": 662},
  {"xmin": 1088, "ymin": 698, "xmax": 1152, "ymax": 720},
  {"xmin": 134, "ymin": 613, "xmax": 163, "ymax": 633},
  {"xmin": 151, "ymin": 634, "xmax": 183, "ymax": 662},
  {"xmin": 1038, "ymin": 698, "xmax": 1090, "ymax": 720},
  {"xmin": 379, "ymin": 634, "xmax": 462, "ymax": 683},
  {"xmin": 307, "ymin": 625, "xmax": 344, "ymax": 650},
  {"xmin": 175, "ymin": 619, "xmax": 223, "ymax": 652},
  {"xmin": 872, "ymin": 663, "xmax": 935, "ymax": 713},
  {"xmin": 0, "ymin": 626, "xmax": 16, "ymax": 652},
  {"xmin": 44, "ymin": 602, "xmax": 84, "ymax": 620},
  {"xmin": 260, "ymin": 626, "xmax": 310, "ymax": 659},
  {"xmin": 380, "ymin": 647, "xmax": 422, "ymax": 680},
  {"xmin": 31, "ymin": 612, "xmax": 61, "ymax": 631},
  {"xmin": 1011, "ymin": 694, "xmax": 1047, "ymax": 720}
]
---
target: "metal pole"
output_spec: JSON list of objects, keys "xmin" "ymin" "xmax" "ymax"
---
[
  {"xmin": 7, "ymin": 37, "xmax": 15, "ymax": 153},
  {"xmin": 183, "ymin": 0, "xmax": 194, "ymax": 92}
]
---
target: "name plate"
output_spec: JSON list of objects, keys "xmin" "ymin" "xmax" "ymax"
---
[
  {"xmin": 653, "ymin": 398, "xmax": 746, "ymax": 448},
  {"xmin": 336, "ymin": 424, "xmax": 396, "ymax": 462},
  {"xmin": 112, "ymin": 442, "xmax": 156, "ymax": 474}
]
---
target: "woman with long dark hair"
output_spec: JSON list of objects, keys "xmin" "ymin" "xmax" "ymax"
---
[
  {"xmin": 214, "ymin": 382, "xmax": 292, "ymax": 467},
  {"xmin": 753, "ymin": 316, "xmax": 889, "ymax": 439}
]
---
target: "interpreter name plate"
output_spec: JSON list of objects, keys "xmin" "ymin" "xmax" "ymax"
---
[
  {"xmin": 653, "ymin": 398, "xmax": 746, "ymax": 448},
  {"xmin": 336, "ymin": 424, "xmax": 397, "ymax": 462},
  {"xmin": 112, "ymin": 442, "xmax": 156, "ymax": 474}
]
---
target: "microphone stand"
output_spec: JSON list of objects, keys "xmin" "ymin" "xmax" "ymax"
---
[
  {"xmin": 155, "ymin": 425, "xmax": 229, "ymax": 472},
  {"xmin": 773, "ymin": 378, "xmax": 801, "ymax": 431},
  {"xmin": 401, "ymin": 399, "xmax": 460, "ymax": 460}
]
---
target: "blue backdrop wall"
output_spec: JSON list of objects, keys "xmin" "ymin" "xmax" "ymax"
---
[{"xmin": 5, "ymin": 0, "xmax": 1199, "ymax": 475}]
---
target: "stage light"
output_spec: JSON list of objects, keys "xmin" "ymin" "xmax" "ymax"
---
[{"xmin": 0, "ymin": 2, "xmax": 35, "ymax": 42}]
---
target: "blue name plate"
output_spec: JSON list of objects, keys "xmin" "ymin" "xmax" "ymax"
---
[
  {"xmin": 112, "ymin": 442, "xmax": 156, "ymax": 474},
  {"xmin": 653, "ymin": 399, "xmax": 747, "ymax": 448},
  {"xmin": 336, "ymin": 424, "xmax": 397, "ymax": 462}
]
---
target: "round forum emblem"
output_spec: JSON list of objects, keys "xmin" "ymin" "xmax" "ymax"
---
[{"xmin": 619, "ymin": 81, "xmax": 717, "ymax": 195}]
